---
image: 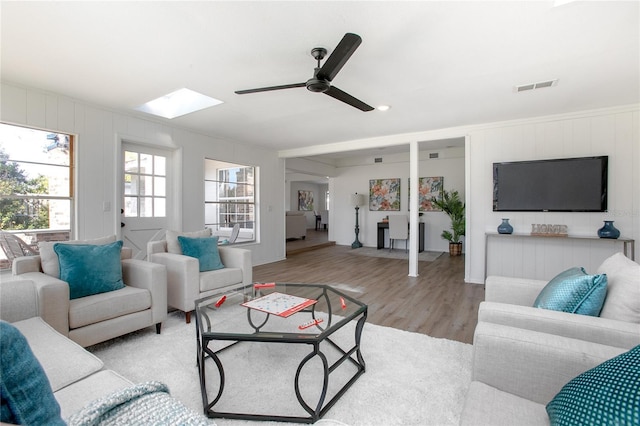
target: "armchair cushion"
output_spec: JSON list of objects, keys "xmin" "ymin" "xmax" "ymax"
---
[
  {"xmin": 177, "ymin": 236, "xmax": 224, "ymax": 272},
  {"xmin": 200, "ymin": 268, "xmax": 243, "ymax": 292},
  {"xmin": 69, "ymin": 286, "xmax": 151, "ymax": 329},
  {"xmin": 165, "ymin": 229, "xmax": 211, "ymax": 254},
  {"xmin": 533, "ymin": 267, "xmax": 607, "ymax": 316},
  {"xmin": 546, "ymin": 345, "xmax": 640, "ymax": 425},
  {"xmin": 54, "ymin": 241, "xmax": 125, "ymax": 299},
  {"xmin": 39, "ymin": 235, "xmax": 117, "ymax": 278},
  {"xmin": 596, "ymin": 252, "xmax": 640, "ymax": 323}
]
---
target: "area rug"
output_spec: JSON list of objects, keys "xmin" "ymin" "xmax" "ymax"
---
[
  {"xmin": 88, "ymin": 309, "xmax": 472, "ymax": 426},
  {"xmin": 349, "ymin": 247, "xmax": 444, "ymax": 262}
]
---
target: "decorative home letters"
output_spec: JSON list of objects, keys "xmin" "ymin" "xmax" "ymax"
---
[{"xmin": 531, "ymin": 224, "xmax": 568, "ymax": 237}]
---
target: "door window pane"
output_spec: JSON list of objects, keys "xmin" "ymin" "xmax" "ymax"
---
[{"xmin": 123, "ymin": 150, "xmax": 166, "ymax": 218}]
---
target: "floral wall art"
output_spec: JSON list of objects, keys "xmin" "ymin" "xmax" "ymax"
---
[
  {"xmin": 369, "ymin": 178, "xmax": 401, "ymax": 211},
  {"xmin": 297, "ymin": 190, "xmax": 314, "ymax": 211},
  {"xmin": 417, "ymin": 176, "xmax": 444, "ymax": 211}
]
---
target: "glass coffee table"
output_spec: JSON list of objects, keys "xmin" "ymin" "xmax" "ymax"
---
[{"xmin": 195, "ymin": 283, "xmax": 367, "ymax": 423}]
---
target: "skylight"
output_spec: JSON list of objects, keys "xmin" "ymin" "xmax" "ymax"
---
[{"xmin": 134, "ymin": 88, "xmax": 223, "ymax": 119}]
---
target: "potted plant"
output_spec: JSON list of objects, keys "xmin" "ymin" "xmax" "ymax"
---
[{"xmin": 431, "ymin": 190, "xmax": 465, "ymax": 256}]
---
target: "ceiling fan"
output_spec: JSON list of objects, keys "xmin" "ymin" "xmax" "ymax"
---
[{"xmin": 235, "ymin": 33, "xmax": 374, "ymax": 112}]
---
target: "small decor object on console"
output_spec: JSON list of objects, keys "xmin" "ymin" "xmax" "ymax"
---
[
  {"xmin": 597, "ymin": 220, "xmax": 620, "ymax": 239},
  {"xmin": 497, "ymin": 218, "xmax": 513, "ymax": 234},
  {"xmin": 531, "ymin": 224, "xmax": 568, "ymax": 237}
]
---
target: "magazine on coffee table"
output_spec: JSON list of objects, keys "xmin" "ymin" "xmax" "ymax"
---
[{"xmin": 241, "ymin": 292, "xmax": 317, "ymax": 317}]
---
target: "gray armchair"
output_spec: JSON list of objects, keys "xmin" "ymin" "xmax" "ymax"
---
[
  {"xmin": 148, "ymin": 230, "xmax": 252, "ymax": 323},
  {"xmin": 11, "ymin": 236, "xmax": 167, "ymax": 347}
]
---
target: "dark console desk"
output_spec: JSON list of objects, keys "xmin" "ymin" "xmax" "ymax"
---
[{"xmin": 377, "ymin": 221, "xmax": 425, "ymax": 252}]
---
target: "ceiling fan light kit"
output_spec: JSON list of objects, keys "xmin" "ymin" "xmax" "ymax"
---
[{"xmin": 235, "ymin": 33, "xmax": 374, "ymax": 112}]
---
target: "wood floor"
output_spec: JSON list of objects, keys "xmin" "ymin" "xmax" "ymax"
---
[{"xmin": 255, "ymin": 242, "xmax": 485, "ymax": 344}]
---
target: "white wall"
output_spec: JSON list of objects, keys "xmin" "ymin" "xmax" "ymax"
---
[
  {"xmin": 329, "ymin": 147, "xmax": 465, "ymax": 251},
  {"xmin": 467, "ymin": 107, "xmax": 639, "ymax": 283},
  {"xmin": 1, "ymin": 82, "xmax": 286, "ymax": 266},
  {"xmin": 4, "ymin": 82, "xmax": 637, "ymax": 280}
]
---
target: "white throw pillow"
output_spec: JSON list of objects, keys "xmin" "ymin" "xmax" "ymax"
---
[
  {"xmin": 597, "ymin": 252, "xmax": 640, "ymax": 323},
  {"xmin": 165, "ymin": 229, "xmax": 212, "ymax": 254},
  {"xmin": 38, "ymin": 235, "xmax": 117, "ymax": 278}
]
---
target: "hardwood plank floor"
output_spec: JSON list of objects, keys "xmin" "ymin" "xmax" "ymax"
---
[{"xmin": 254, "ymin": 244, "xmax": 485, "ymax": 344}]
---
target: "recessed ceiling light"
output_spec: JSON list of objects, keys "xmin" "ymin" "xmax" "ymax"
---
[
  {"xmin": 134, "ymin": 88, "xmax": 223, "ymax": 119},
  {"xmin": 377, "ymin": 105, "xmax": 391, "ymax": 111}
]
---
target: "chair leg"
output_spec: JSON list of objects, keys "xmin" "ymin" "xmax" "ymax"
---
[
  {"xmin": 185, "ymin": 311, "xmax": 192, "ymax": 324},
  {"xmin": 156, "ymin": 323, "xmax": 162, "ymax": 334}
]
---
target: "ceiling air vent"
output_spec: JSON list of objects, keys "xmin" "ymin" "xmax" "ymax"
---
[
  {"xmin": 374, "ymin": 157, "xmax": 383, "ymax": 163},
  {"xmin": 514, "ymin": 79, "xmax": 558, "ymax": 93}
]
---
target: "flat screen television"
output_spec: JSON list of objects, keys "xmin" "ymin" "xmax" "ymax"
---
[{"xmin": 493, "ymin": 156, "xmax": 608, "ymax": 212}]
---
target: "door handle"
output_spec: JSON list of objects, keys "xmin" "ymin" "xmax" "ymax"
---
[{"xmin": 121, "ymin": 222, "xmax": 125, "ymax": 228}]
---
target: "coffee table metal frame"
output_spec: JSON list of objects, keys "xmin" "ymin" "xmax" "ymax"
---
[{"xmin": 195, "ymin": 283, "xmax": 367, "ymax": 423}]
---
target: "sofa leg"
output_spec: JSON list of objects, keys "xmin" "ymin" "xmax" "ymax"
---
[
  {"xmin": 155, "ymin": 323, "xmax": 161, "ymax": 334},
  {"xmin": 185, "ymin": 311, "xmax": 192, "ymax": 324}
]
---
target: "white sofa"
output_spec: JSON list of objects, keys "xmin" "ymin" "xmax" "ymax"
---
[
  {"xmin": 0, "ymin": 279, "xmax": 210, "ymax": 424},
  {"xmin": 286, "ymin": 211, "xmax": 307, "ymax": 239},
  {"xmin": 460, "ymin": 321, "xmax": 627, "ymax": 425},
  {"xmin": 480, "ymin": 252, "xmax": 640, "ymax": 349},
  {"xmin": 460, "ymin": 252, "xmax": 640, "ymax": 425},
  {"xmin": 12, "ymin": 236, "xmax": 168, "ymax": 347}
]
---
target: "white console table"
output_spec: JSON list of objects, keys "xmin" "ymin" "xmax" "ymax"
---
[{"xmin": 484, "ymin": 232, "xmax": 635, "ymax": 279}]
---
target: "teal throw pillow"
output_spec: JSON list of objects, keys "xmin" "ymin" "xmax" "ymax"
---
[
  {"xmin": 0, "ymin": 321, "xmax": 66, "ymax": 425},
  {"xmin": 533, "ymin": 267, "xmax": 607, "ymax": 316},
  {"xmin": 54, "ymin": 240, "xmax": 125, "ymax": 299},
  {"xmin": 177, "ymin": 236, "xmax": 225, "ymax": 272},
  {"xmin": 547, "ymin": 345, "xmax": 640, "ymax": 425}
]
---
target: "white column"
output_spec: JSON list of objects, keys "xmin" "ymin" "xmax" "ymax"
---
[{"xmin": 409, "ymin": 141, "xmax": 419, "ymax": 277}]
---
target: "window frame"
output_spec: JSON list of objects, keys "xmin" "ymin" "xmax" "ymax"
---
[{"xmin": 204, "ymin": 158, "xmax": 257, "ymax": 244}]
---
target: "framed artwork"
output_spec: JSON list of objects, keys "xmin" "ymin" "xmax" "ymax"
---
[
  {"xmin": 414, "ymin": 176, "xmax": 444, "ymax": 211},
  {"xmin": 369, "ymin": 178, "xmax": 401, "ymax": 211},
  {"xmin": 297, "ymin": 190, "xmax": 314, "ymax": 211}
]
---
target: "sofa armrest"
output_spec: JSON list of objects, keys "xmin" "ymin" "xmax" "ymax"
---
[
  {"xmin": 484, "ymin": 275, "xmax": 547, "ymax": 305},
  {"xmin": 148, "ymin": 252, "xmax": 199, "ymax": 313},
  {"xmin": 147, "ymin": 240, "xmax": 168, "ymax": 256},
  {"xmin": 12, "ymin": 255, "xmax": 43, "ymax": 275},
  {"xmin": 10, "ymin": 272, "xmax": 70, "ymax": 336},
  {"xmin": 121, "ymin": 259, "xmax": 167, "ymax": 325},
  {"xmin": 0, "ymin": 280, "xmax": 39, "ymax": 322},
  {"xmin": 479, "ymin": 301, "xmax": 640, "ymax": 349},
  {"xmin": 218, "ymin": 247, "xmax": 252, "ymax": 286},
  {"xmin": 472, "ymin": 322, "xmax": 626, "ymax": 405}
]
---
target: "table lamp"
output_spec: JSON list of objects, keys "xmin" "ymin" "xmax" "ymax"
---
[{"xmin": 351, "ymin": 193, "xmax": 365, "ymax": 249}]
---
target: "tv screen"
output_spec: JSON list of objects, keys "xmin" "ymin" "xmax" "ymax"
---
[{"xmin": 493, "ymin": 156, "xmax": 608, "ymax": 212}]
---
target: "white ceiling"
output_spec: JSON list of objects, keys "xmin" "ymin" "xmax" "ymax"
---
[{"xmin": 1, "ymin": 1, "xmax": 638, "ymax": 159}]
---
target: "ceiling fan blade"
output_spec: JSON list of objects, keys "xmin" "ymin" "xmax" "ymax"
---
[
  {"xmin": 235, "ymin": 82, "xmax": 306, "ymax": 95},
  {"xmin": 325, "ymin": 86, "xmax": 374, "ymax": 112},
  {"xmin": 316, "ymin": 33, "xmax": 362, "ymax": 82}
]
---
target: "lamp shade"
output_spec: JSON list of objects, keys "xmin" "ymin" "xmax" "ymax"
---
[{"xmin": 351, "ymin": 193, "xmax": 365, "ymax": 207}]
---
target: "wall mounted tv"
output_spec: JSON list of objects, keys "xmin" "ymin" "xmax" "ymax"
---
[{"xmin": 493, "ymin": 156, "xmax": 608, "ymax": 212}]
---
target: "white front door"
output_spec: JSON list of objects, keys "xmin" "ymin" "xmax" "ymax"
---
[{"xmin": 120, "ymin": 143, "xmax": 173, "ymax": 260}]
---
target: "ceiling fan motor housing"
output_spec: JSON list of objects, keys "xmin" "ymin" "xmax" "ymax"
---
[{"xmin": 306, "ymin": 76, "xmax": 330, "ymax": 93}]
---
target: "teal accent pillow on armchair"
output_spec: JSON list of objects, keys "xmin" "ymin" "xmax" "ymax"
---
[
  {"xmin": 178, "ymin": 236, "xmax": 225, "ymax": 272},
  {"xmin": 533, "ymin": 267, "xmax": 607, "ymax": 316},
  {"xmin": 54, "ymin": 240, "xmax": 125, "ymax": 299},
  {"xmin": 547, "ymin": 345, "xmax": 640, "ymax": 425}
]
